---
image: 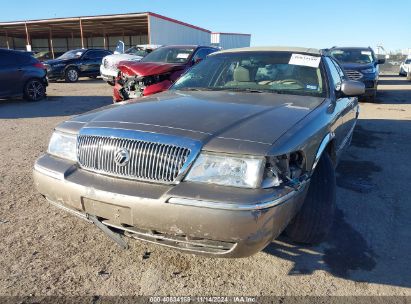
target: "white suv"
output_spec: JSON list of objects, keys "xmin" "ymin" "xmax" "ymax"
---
[
  {"xmin": 399, "ymin": 58, "xmax": 411, "ymax": 76},
  {"xmin": 100, "ymin": 43, "xmax": 161, "ymax": 85}
]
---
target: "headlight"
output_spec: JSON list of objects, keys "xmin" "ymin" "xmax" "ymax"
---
[
  {"xmin": 48, "ymin": 131, "xmax": 77, "ymax": 161},
  {"xmin": 185, "ymin": 152, "xmax": 265, "ymax": 188},
  {"xmin": 361, "ymin": 67, "xmax": 376, "ymax": 73}
]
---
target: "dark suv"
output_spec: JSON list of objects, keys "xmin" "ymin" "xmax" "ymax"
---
[
  {"xmin": 44, "ymin": 48, "xmax": 112, "ymax": 82},
  {"xmin": 327, "ymin": 47, "xmax": 385, "ymax": 101},
  {"xmin": 0, "ymin": 49, "xmax": 48, "ymax": 101}
]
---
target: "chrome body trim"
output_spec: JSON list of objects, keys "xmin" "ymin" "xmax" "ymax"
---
[
  {"xmin": 168, "ymin": 179, "xmax": 309, "ymax": 211},
  {"xmin": 34, "ymin": 163, "xmax": 64, "ymax": 180},
  {"xmin": 312, "ymin": 132, "xmax": 335, "ymax": 171},
  {"xmin": 77, "ymin": 128, "xmax": 202, "ymax": 184}
]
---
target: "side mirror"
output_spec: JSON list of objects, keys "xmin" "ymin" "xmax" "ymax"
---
[
  {"xmin": 114, "ymin": 40, "xmax": 125, "ymax": 55},
  {"xmin": 340, "ymin": 80, "xmax": 365, "ymax": 97},
  {"xmin": 377, "ymin": 58, "xmax": 386, "ymax": 64}
]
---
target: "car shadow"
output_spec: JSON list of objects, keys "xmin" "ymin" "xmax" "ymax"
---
[
  {"xmin": 263, "ymin": 118, "xmax": 411, "ymax": 288},
  {"xmin": 0, "ymin": 95, "xmax": 113, "ymax": 119},
  {"xmin": 50, "ymin": 77, "xmax": 106, "ymax": 84}
]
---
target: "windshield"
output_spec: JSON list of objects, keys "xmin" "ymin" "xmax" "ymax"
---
[
  {"xmin": 58, "ymin": 49, "xmax": 85, "ymax": 60},
  {"xmin": 125, "ymin": 47, "xmax": 149, "ymax": 57},
  {"xmin": 172, "ymin": 51, "xmax": 326, "ymax": 97},
  {"xmin": 330, "ymin": 49, "xmax": 374, "ymax": 64},
  {"xmin": 141, "ymin": 47, "xmax": 195, "ymax": 64}
]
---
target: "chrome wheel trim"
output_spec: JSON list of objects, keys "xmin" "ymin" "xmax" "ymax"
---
[{"xmin": 67, "ymin": 69, "xmax": 78, "ymax": 81}]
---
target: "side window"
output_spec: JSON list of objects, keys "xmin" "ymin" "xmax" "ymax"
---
[
  {"xmin": 84, "ymin": 50, "xmax": 107, "ymax": 59},
  {"xmin": 192, "ymin": 48, "xmax": 214, "ymax": 62},
  {"xmin": 325, "ymin": 57, "xmax": 342, "ymax": 90}
]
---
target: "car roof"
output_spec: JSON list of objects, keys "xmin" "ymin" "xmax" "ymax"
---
[
  {"xmin": 212, "ymin": 46, "xmax": 321, "ymax": 56},
  {"xmin": 329, "ymin": 46, "xmax": 373, "ymax": 51},
  {"xmin": 0, "ymin": 48, "xmax": 32, "ymax": 56},
  {"xmin": 159, "ymin": 45, "xmax": 216, "ymax": 49}
]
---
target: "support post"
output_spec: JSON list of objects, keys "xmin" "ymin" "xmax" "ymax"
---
[
  {"xmin": 5, "ymin": 31, "xmax": 10, "ymax": 49},
  {"xmin": 79, "ymin": 18, "xmax": 84, "ymax": 48},
  {"xmin": 24, "ymin": 21, "xmax": 30, "ymax": 50},
  {"xmin": 49, "ymin": 27, "xmax": 55, "ymax": 59}
]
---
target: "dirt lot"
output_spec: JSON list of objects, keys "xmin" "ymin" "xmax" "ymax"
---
[{"xmin": 0, "ymin": 76, "xmax": 410, "ymax": 297}]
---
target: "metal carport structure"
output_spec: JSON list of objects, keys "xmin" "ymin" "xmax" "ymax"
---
[{"xmin": 0, "ymin": 12, "xmax": 213, "ymax": 58}]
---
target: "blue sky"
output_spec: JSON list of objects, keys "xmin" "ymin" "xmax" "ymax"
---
[{"xmin": 0, "ymin": 0, "xmax": 409, "ymax": 51}]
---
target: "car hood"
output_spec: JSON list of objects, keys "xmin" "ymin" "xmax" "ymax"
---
[
  {"xmin": 118, "ymin": 62, "xmax": 186, "ymax": 77},
  {"xmin": 61, "ymin": 91, "xmax": 324, "ymax": 155},
  {"xmin": 104, "ymin": 54, "xmax": 143, "ymax": 65},
  {"xmin": 339, "ymin": 62, "xmax": 375, "ymax": 70}
]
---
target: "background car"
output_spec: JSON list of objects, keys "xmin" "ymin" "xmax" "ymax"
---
[
  {"xmin": 100, "ymin": 42, "xmax": 161, "ymax": 85},
  {"xmin": 44, "ymin": 48, "xmax": 112, "ymax": 82},
  {"xmin": 0, "ymin": 48, "xmax": 48, "ymax": 101},
  {"xmin": 327, "ymin": 46, "xmax": 385, "ymax": 102},
  {"xmin": 34, "ymin": 51, "xmax": 65, "ymax": 62},
  {"xmin": 399, "ymin": 58, "xmax": 411, "ymax": 76},
  {"xmin": 113, "ymin": 45, "xmax": 218, "ymax": 102}
]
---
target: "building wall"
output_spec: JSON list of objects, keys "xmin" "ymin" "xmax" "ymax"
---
[
  {"xmin": 149, "ymin": 15, "xmax": 210, "ymax": 45},
  {"xmin": 211, "ymin": 33, "xmax": 251, "ymax": 50}
]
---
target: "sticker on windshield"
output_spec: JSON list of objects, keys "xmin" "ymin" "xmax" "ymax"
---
[
  {"xmin": 361, "ymin": 51, "xmax": 372, "ymax": 55},
  {"xmin": 306, "ymin": 84, "xmax": 318, "ymax": 90},
  {"xmin": 289, "ymin": 54, "xmax": 321, "ymax": 68},
  {"xmin": 176, "ymin": 53, "xmax": 190, "ymax": 59}
]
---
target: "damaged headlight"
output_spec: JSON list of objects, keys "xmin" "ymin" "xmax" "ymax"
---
[
  {"xmin": 185, "ymin": 152, "xmax": 265, "ymax": 188},
  {"xmin": 48, "ymin": 131, "xmax": 77, "ymax": 161},
  {"xmin": 262, "ymin": 152, "xmax": 306, "ymax": 189}
]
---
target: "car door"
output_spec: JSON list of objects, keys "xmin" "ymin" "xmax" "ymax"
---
[
  {"xmin": 324, "ymin": 57, "xmax": 353, "ymax": 155},
  {"xmin": 80, "ymin": 50, "xmax": 110, "ymax": 76},
  {"xmin": 0, "ymin": 51, "xmax": 26, "ymax": 97},
  {"xmin": 331, "ymin": 58, "xmax": 359, "ymax": 141}
]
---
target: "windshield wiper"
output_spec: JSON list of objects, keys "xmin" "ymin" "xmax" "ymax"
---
[
  {"xmin": 213, "ymin": 87, "xmax": 267, "ymax": 93},
  {"xmin": 177, "ymin": 87, "xmax": 216, "ymax": 92}
]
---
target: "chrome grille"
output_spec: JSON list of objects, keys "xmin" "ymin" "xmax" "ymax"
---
[
  {"xmin": 345, "ymin": 70, "xmax": 363, "ymax": 80},
  {"xmin": 77, "ymin": 135, "xmax": 191, "ymax": 183}
]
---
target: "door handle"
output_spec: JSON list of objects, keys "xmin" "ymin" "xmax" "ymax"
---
[{"xmin": 17, "ymin": 68, "xmax": 23, "ymax": 72}]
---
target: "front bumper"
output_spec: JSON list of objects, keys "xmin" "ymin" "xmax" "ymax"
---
[
  {"xmin": 33, "ymin": 154, "xmax": 308, "ymax": 257},
  {"xmin": 100, "ymin": 65, "xmax": 117, "ymax": 82}
]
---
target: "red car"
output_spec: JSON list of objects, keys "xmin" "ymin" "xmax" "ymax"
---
[{"xmin": 113, "ymin": 45, "xmax": 218, "ymax": 102}]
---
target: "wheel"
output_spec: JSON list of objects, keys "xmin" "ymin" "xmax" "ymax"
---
[
  {"xmin": 285, "ymin": 152, "xmax": 336, "ymax": 244},
  {"xmin": 65, "ymin": 67, "xmax": 79, "ymax": 82},
  {"xmin": 107, "ymin": 81, "xmax": 115, "ymax": 86},
  {"xmin": 23, "ymin": 79, "xmax": 46, "ymax": 101}
]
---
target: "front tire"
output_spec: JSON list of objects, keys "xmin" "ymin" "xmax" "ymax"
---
[
  {"xmin": 285, "ymin": 153, "xmax": 336, "ymax": 244},
  {"xmin": 23, "ymin": 79, "xmax": 46, "ymax": 101},
  {"xmin": 65, "ymin": 67, "xmax": 79, "ymax": 83}
]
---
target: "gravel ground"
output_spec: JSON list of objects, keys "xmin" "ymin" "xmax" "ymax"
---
[{"xmin": 0, "ymin": 76, "xmax": 410, "ymax": 297}]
